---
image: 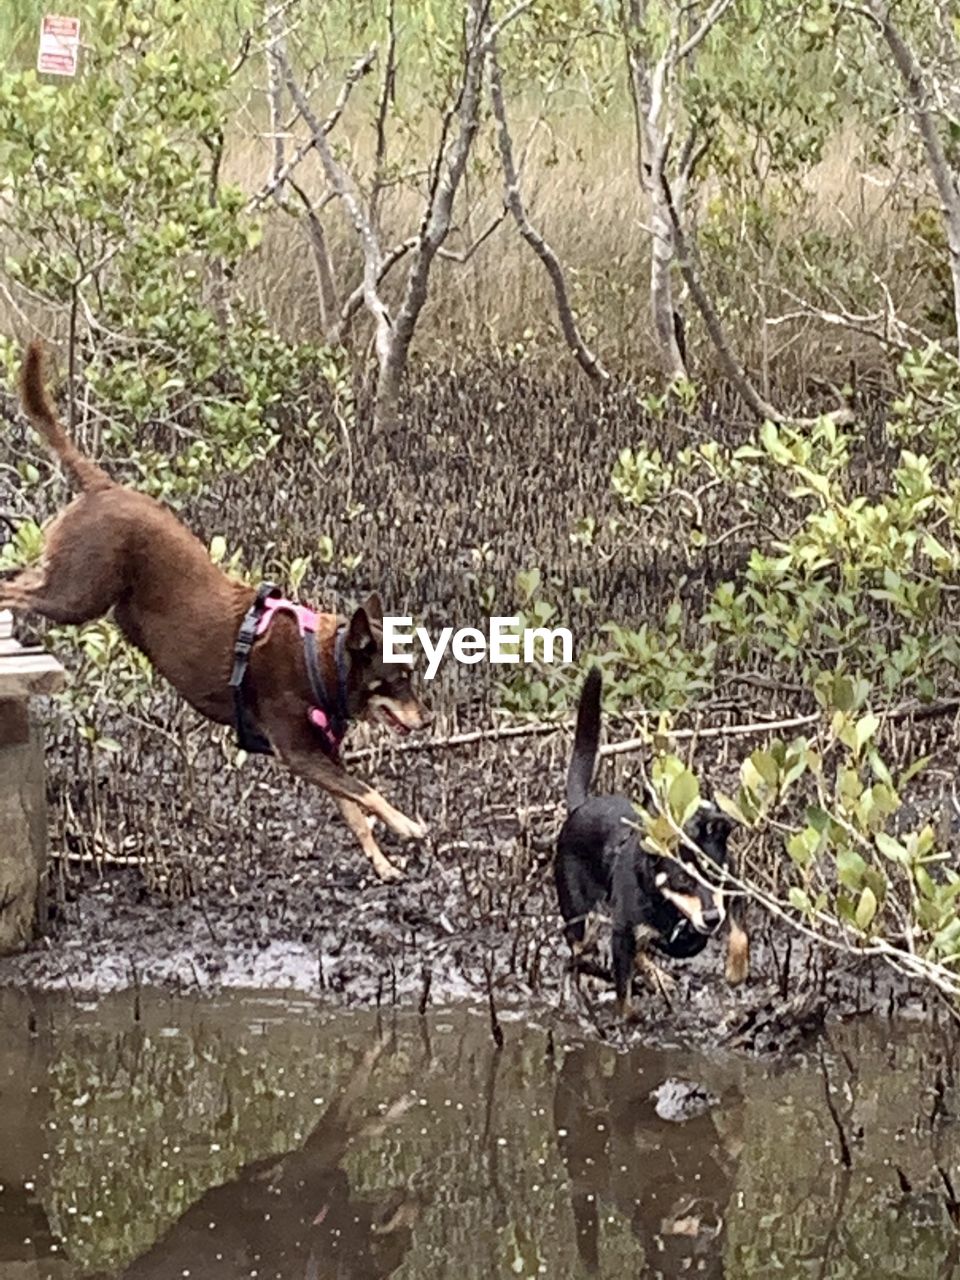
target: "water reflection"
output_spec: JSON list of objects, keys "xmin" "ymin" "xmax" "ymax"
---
[
  {"xmin": 554, "ymin": 1045, "xmax": 740, "ymax": 1277},
  {"xmin": 0, "ymin": 989, "xmax": 959, "ymax": 1279},
  {"xmin": 119, "ymin": 1040, "xmax": 424, "ymax": 1280}
]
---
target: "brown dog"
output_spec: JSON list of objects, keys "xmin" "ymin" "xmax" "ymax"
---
[{"xmin": 1, "ymin": 342, "xmax": 430, "ymax": 881}]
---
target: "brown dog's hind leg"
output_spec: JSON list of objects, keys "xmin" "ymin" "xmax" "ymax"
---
[
  {"xmin": 336, "ymin": 797, "xmax": 405, "ymax": 883},
  {"xmin": 0, "ymin": 567, "xmax": 108, "ymax": 625},
  {"xmin": 0, "ymin": 501, "xmax": 125, "ymax": 625}
]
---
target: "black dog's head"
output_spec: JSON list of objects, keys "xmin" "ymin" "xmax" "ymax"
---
[
  {"xmin": 344, "ymin": 594, "xmax": 432, "ymax": 734},
  {"xmin": 648, "ymin": 803, "xmax": 733, "ymax": 949}
]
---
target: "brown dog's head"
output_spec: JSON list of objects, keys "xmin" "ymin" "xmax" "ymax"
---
[{"xmin": 345, "ymin": 593, "xmax": 431, "ymax": 735}]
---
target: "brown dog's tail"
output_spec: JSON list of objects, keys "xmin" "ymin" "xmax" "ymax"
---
[{"xmin": 19, "ymin": 342, "xmax": 112, "ymax": 493}]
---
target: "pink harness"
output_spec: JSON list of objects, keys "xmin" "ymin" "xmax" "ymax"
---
[{"xmin": 256, "ymin": 597, "xmax": 319, "ymax": 639}]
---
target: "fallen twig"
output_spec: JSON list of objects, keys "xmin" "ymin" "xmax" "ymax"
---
[
  {"xmin": 344, "ymin": 708, "xmax": 823, "ymax": 764},
  {"xmin": 344, "ymin": 719, "xmax": 562, "ymax": 761}
]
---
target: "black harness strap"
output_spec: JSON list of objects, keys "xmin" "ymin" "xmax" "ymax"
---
[
  {"xmin": 303, "ymin": 623, "xmax": 350, "ymax": 754},
  {"xmin": 229, "ymin": 581, "xmax": 280, "ymax": 756}
]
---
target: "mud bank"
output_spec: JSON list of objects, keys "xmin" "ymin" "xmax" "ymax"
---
[
  {"xmin": 0, "ymin": 732, "xmax": 936, "ymax": 1057},
  {"xmin": 1, "ymin": 366, "xmax": 950, "ymax": 1054}
]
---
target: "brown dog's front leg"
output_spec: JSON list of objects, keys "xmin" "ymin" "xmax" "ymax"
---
[
  {"xmin": 336, "ymin": 797, "xmax": 406, "ymax": 883},
  {"xmin": 275, "ymin": 739, "xmax": 427, "ymax": 841}
]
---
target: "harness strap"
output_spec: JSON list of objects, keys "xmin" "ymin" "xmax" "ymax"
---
[{"xmin": 229, "ymin": 582, "xmax": 280, "ymax": 756}]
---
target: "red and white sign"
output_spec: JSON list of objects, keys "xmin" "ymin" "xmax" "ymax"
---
[{"xmin": 37, "ymin": 15, "xmax": 81, "ymax": 77}]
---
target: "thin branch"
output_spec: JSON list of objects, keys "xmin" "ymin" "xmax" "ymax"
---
[
  {"xmin": 248, "ymin": 46, "xmax": 377, "ymax": 212},
  {"xmin": 264, "ymin": 4, "xmax": 286, "ymax": 203},
  {"xmin": 370, "ymin": 0, "xmax": 397, "ymax": 234},
  {"xmin": 488, "ymin": 40, "xmax": 609, "ymax": 382},
  {"xmin": 338, "ymin": 236, "xmax": 416, "ymax": 337},
  {"xmin": 675, "ymin": 0, "xmax": 734, "ymax": 61},
  {"xmin": 437, "ymin": 212, "xmax": 506, "ymax": 262},
  {"xmin": 660, "ymin": 169, "xmax": 784, "ymax": 419},
  {"xmin": 489, "ymin": 0, "xmax": 536, "ymax": 42},
  {"xmin": 599, "ymin": 711, "xmax": 822, "ymax": 757},
  {"xmin": 859, "ymin": 0, "xmax": 960, "ymax": 348},
  {"xmin": 374, "ymin": 0, "xmax": 495, "ymax": 424},
  {"xmin": 278, "ymin": 47, "xmax": 393, "ymax": 359},
  {"xmin": 286, "ymin": 177, "xmax": 341, "ymax": 336},
  {"xmin": 767, "ymin": 298, "xmax": 911, "ymax": 353}
]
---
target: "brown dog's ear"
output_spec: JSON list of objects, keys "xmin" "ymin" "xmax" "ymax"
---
[
  {"xmin": 363, "ymin": 592, "xmax": 384, "ymax": 626},
  {"xmin": 346, "ymin": 605, "xmax": 376, "ymax": 654}
]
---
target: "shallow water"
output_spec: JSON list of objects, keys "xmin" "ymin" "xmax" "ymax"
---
[{"xmin": 1, "ymin": 989, "xmax": 958, "ymax": 1279}]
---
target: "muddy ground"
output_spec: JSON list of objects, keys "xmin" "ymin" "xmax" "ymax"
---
[
  {"xmin": 2, "ymin": 724, "xmax": 941, "ymax": 1056},
  {"xmin": 0, "ymin": 364, "xmax": 951, "ymax": 1052}
]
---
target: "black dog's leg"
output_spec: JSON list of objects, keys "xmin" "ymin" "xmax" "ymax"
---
[
  {"xmin": 611, "ymin": 925, "xmax": 637, "ymax": 1019},
  {"xmin": 555, "ymin": 848, "xmax": 603, "ymax": 953}
]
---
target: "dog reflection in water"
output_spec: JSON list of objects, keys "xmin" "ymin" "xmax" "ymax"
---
[
  {"xmin": 553, "ymin": 1045, "xmax": 743, "ymax": 1277},
  {"xmin": 118, "ymin": 1041, "xmax": 424, "ymax": 1280}
]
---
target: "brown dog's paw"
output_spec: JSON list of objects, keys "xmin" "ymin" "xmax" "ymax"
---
[
  {"xmin": 372, "ymin": 856, "xmax": 405, "ymax": 883},
  {"xmin": 390, "ymin": 812, "xmax": 428, "ymax": 841}
]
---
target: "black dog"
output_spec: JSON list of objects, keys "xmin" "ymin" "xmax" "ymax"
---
[{"xmin": 555, "ymin": 667, "xmax": 749, "ymax": 1016}]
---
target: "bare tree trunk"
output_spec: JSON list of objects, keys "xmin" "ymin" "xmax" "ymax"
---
[
  {"xmin": 281, "ymin": 2, "xmax": 531, "ymax": 431},
  {"xmin": 660, "ymin": 173, "xmax": 785, "ymax": 421},
  {"xmin": 863, "ymin": 0, "xmax": 960, "ymax": 347},
  {"xmin": 623, "ymin": 5, "xmax": 688, "ymax": 380},
  {"xmin": 622, "ymin": 0, "xmax": 733, "ymax": 381},
  {"xmin": 649, "ymin": 186, "xmax": 686, "ymax": 378},
  {"xmin": 279, "ymin": 48, "xmax": 393, "ymax": 362},
  {"xmin": 265, "ymin": 4, "xmax": 286, "ymax": 202},
  {"xmin": 373, "ymin": 0, "xmax": 492, "ymax": 429},
  {"xmin": 288, "ymin": 182, "xmax": 340, "ymax": 337}
]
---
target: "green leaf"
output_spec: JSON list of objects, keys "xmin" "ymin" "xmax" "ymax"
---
[
  {"xmin": 853, "ymin": 713, "xmax": 879, "ymax": 755},
  {"xmin": 875, "ymin": 832, "xmax": 909, "ymax": 864},
  {"xmin": 855, "ymin": 886, "xmax": 877, "ymax": 930},
  {"xmin": 516, "ymin": 568, "xmax": 541, "ymax": 604},
  {"xmin": 805, "ymin": 805, "xmax": 831, "ymax": 834},
  {"xmin": 787, "ymin": 830, "xmax": 815, "ymax": 869},
  {"xmin": 836, "ymin": 847, "xmax": 867, "ymax": 891},
  {"xmin": 751, "ymin": 750, "xmax": 779, "ymax": 788},
  {"xmin": 788, "ymin": 887, "xmax": 811, "ymax": 914},
  {"xmin": 668, "ymin": 770, "xmax": 701, "ymax": 827},
  {"xmin": 714, "ymin": 792, "xmax": 750, "ymax": 827}
]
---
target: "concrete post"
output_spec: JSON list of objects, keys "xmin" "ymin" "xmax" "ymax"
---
[{"xmin": 0, "ymin": 610, "xmax": 66, "ymax": 955}]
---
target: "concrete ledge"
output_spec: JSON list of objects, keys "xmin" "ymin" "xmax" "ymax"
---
[{"xmin": 0, "ymin": 610, "xmax": 66, "ymax": 700}]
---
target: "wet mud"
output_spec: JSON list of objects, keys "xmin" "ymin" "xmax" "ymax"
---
[{"xmin": 0, "ymin": 727, "xmax": 934, "ymax": 1056}]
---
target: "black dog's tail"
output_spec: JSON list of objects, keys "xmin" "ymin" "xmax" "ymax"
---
[{"xmin": 566, "ymin": 666, "xmax": 602, "ymax": 813}]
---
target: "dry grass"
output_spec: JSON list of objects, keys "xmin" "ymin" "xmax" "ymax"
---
[
  {"xmin": 0, "ymin": 0, "xmax": 943, "ymax": 396},
  {"xmin": 219, "ymin": 99, "xmax": 934, "ymax": 393}
]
